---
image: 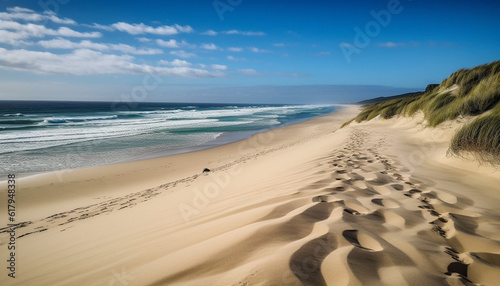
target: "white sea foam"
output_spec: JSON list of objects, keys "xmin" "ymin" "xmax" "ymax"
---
[{"xmin": 0, "ymin": 104, "xmax": 338, "ymax": 175}]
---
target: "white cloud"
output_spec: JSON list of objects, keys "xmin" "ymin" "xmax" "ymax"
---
[
  {"xmin": 7, "ymin": 7, "xmax": 34, "ymax": 13},
  {"xmin": 201, "ymin": 30, "xmax": 217, "ymax": 36},
  {"xmin": 0, "ymin": 48, "xmax": 135, "ymax": 75},
  {"xmin": 39, "ymin": 38, "xmax": 107, "ymax": 50},
  {"xmin": 377, "ymin": 42, "xmax": 406, "ymax": 48},
  {"xmin": 226, "ymin": 55, "xmax": 246, "ymax": 61},
  {"xmin": 0, "ymin": 7, "xmax": 76, "ymax": 25},
  {"xmin": 86, "ymin": 23, "xmax": 115, "ymax": 31},
  {"xmin": 46, "ymin": 15, "xmax": 76, "ymax": 25},
  {"xmin": 112, "ymin": 22, "xmax": 175, "ymax": 35},
  {"xmin": 43, "ymin": 11, "xmax": 76, "ymax": 25},
  {"xmin": 211, "ymin": 64, "xmax": 227, "ymax": 70},
  {"xmin": 223, "ymin": 30, "xmax": 266, "ymax": 36},
  {"xmin": 0, "ymin": 11, "xmax": 41, "ymax": 22},
  {"xmin": 110, "ymin": 43, "xmax": 162, "ymax": 55},
  {"xmin": 156, "ymin": 39, "xmax": 179, "ymax": 48},
  {"xmin": 137, "ymin": 37, "xmax": 151, "ymax": 42},
  {"xmin": 0, "ymin": 19, "xmax": 101, "ymax": 45},
  {"xmin": 0, "ymin": 29, "xmax": 28, "ymax": 45},
  {"xmin": 201, "ymin": 43, "xmax": 218, "ymax": 50},
  {"xmin": 0, "ymin": 20, "xmax": 101, "ymax": 38},
  {"xmin": 169, "ymin": 50, "xmax": 196, "ymax": 58},
  {"xmin": 111, "ymin": 22, "xmax": 192, "ymax": 35},
  {"xmin": 237, "ymin": 68, "xmax": 259, "ymax": 75},
  {"xmin": 201, "ymin": 29, "xmax": 265, "ymax": 36},
  {"xmin": 179, "ymin": 40, "xmax": 196, "ymax": 49},
  {"xmin": 57, "ymin": 27, "xmax": 101, "ymax": 38},
  {"xmin": 227, "ymin": 47, "xmax": 243, "ymax": 52},
  {"xmin": 174, "ymin": 24, "xmax": 194, "ymax": 33},
  {"xmin": 0, "ymin": 47, "xmax": 223, "ymax": 78},
  {"xmin": 38, "ymin": 38, "xmax": 163, "ymax": 55},
  {"xmin": 156, "ymin": 66, "xmax": 224, "ymax": 78},
  {"xmin": 156, "ymin": 39, "xmax": 194, "ymax": 48},
  {"xmin": 249, "ymin": 46, "xmax": 271, "ymax": 53},
  {"xmin": 159, "ymin": 59, "xmax": 192, "ymax": 67},
  {"xmin": 0, "ymin": 20, "xmax": 54, "ymax": 39}
]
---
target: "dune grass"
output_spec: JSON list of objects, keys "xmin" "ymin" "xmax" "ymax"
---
[
  {"xmin": 449, "ymin": 103, "xmax": 500, "ymax": 164},
  {"xmin": 345, "ymin": 60, "xmax": 500, "ymax": 164}
]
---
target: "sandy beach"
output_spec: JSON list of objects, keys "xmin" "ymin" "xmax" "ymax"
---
[{"xmin": 1, "ymin": 105, "xmax": 500, "ymax": 286}]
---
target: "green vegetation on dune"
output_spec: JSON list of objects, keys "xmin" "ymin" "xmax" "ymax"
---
[
  {"xmin": 344, "ymin": 60, "xmax": 500, "ymax": 164},
  {"xmin": 449, "ymin": 103, "xmax": 500, "ymax": 163}
]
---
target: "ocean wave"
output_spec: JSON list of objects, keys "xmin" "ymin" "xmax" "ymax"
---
[
  {"xmin": 0, "ymin": 125, "xmax": 49, "ymax": 132},
  {"xmin": 119, "ymin": 105, "xmax": 333, "ymax": 121},
  {"xmin": 2, "ymin": 119, "xmax": 223, "ymax": 143},
  {"xmin": 42, "ymin": 115, "xmax": 118, "ymax": 124},
  {"xmin": 0, "ymin": 119, "xmax": 40, "ymax": 125},
  {"xmin": 0, "ymin": 104, "xmax": 338, "ymax": 155},
  {"xmin": 116, "ymin": 113, "xmax": 144, "ymax": 119},
  {"xmin": 118, "ymin": 109, "xmax": 183, "ymax": 115},
  {"xmin": 3, "ymin": 113, "xmax": 24, "ymax": 117}
]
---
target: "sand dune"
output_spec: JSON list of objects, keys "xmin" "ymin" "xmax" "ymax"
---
[{"xmin": 1, "ymin": 106, "xmax": 500, "ymax": 285}]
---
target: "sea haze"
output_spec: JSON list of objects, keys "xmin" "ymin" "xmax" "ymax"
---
[{"xmin": 0, "ymin": 101, "xmax": 339, "ymax": 176}]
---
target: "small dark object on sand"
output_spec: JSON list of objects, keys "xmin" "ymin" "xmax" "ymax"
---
[{"xmin": 203, "ymin": 168, "xmax": 211, "ymax": 173}]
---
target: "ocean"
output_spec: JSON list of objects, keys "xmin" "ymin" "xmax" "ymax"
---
[{"xmin": 0, "ymin": 101, "xmax": 339, "ymax": 177}]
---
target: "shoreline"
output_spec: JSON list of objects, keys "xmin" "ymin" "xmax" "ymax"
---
[
  {"xmin": 121, "ymin": 111, "xmax": 343, "ymax": 166},
  {"xmin": 2, "ymin": 104, "xmax": 500, "ymax": 285},
  {"xmin": 1, "ymin": 104, "xmax": 344, "ymax": 180},
  {"xmin": 1, "ymin": 105, "xmax": 359, "ymax": 222}
]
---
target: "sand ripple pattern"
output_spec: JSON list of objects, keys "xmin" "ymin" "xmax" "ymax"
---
[
  {"xmin": 2, "ymin": 125, "xmax": 500, "ymax": 286},
  {"xmin": 282, "ymin": 128, "xmax": 500, "ymax": 286}
]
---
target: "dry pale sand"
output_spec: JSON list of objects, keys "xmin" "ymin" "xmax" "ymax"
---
[{"xmin": 1, "ymin": 105, "xmax": 500, "ymax": 286}]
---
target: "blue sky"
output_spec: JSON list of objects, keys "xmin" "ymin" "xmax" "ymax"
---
[{"xmin": 0, "ymin": 0, "xmax": 499, "ymax": 103}]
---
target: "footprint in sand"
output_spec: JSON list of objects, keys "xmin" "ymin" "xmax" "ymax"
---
[
  {"xmin": 371, "ymin": 198, "xmax": 399, "ymax": 209},
  {"xmin": 312, "ymin": 195, "xmax": 342, "ymax": 203},
  {"xmin": 369, "ymin": 185, "xmax": 392, "ymax": 195},
  {"xmin": 405, "ymin": 188, "xmax": 422, "ymax": 198},
  {"xmin": 366, "ymin": 173, "xmax": 395, "ymax": 186},
  {"xmin": 344, "ymin": 201, "xmax": 369, "ymax": 215},
  {"xmin": 312, "ymin": 196, "xmax": 328, "ymax": 203},
  {"xmin": 436, "ymin": 191, "xmax": 458, "ymax": 204},
  {"xmin": 342, "ymin": 230, "xmax": 383, "ymax": 252},
  {"xmin": 445, "ymin": 262, "xmax": 468, "ymax": 278},
  {"xmin": 331, "ymin": 186, "xmax": 346, "ymax": 192},
  {"xmin": 390, "ymin": 183, "xmax": 404, "ymax": 191},
  {"xmin": 419, "ymin": 191, "xmax": 439, "ymax": 204},
  {"xmin": 347, "ymin": 172, "xmax": 365, "ymax": 181},
  {"xmin": 379, "ymin": 210, "xmax": 406, "ymax": 229}
]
